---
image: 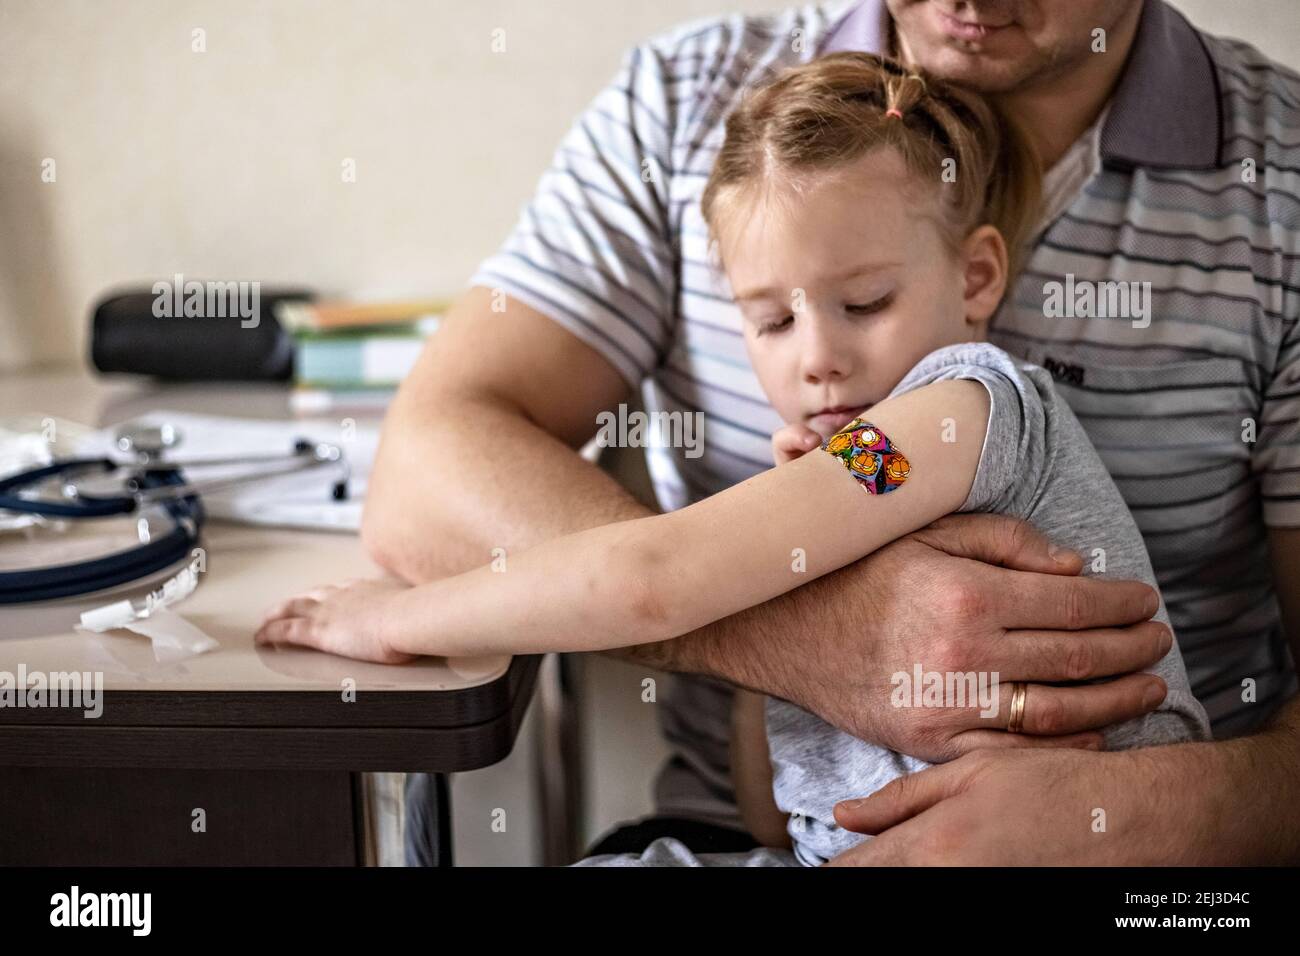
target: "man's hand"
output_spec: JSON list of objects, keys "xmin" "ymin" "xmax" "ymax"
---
[
  {"xmin": 826, "ymin": 699, "xmax": 1300, "ymax": 866},
  {"xmin": 658, "ymin": 513, "xmax": 1172, "ymax": 762},
  {"xmin": 824, "ymin": 746, "xmax": 1213, "ymax": 865}
]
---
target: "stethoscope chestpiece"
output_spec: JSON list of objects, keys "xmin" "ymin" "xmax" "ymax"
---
[{"xmin": 115, "ymin": 422, "xmax": 180, "ymax": 464}]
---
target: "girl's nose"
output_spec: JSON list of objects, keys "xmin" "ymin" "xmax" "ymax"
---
[{"xmin": 799, "ymin": 313, "xmax": 854, "ymax": 384}]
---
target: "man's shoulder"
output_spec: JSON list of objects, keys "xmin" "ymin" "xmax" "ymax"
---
[
  {"xmin": 1199, "ymin": 29, "xmax": 1300, "ymax": 151},
  {"xmin": 638, "ymin": 1, "xmax": 847, "ymax": 59},
  {"xmin": 1199, "ymin": 29, "xmax": 1300, "ymax": 99},
  {"xmin": 619, "ymin": 2, "xmax": 851, "ymax": 149},
  {"xmin": 1194, "ymin": 31, "xmax": 1300, "ymax": 251},
  {"xmin": 630, "ymin": 0, "xmax": 850, "ymax": 113}
]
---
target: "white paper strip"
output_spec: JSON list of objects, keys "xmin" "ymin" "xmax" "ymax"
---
[{"xmin": 76, "ymin": 557, "xmax": 218, "ymax": 661}]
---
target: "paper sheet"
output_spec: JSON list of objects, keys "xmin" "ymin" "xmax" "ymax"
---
[{"xmin": 74, "ymin": 410, "xmax": 378, "ymax": 532}]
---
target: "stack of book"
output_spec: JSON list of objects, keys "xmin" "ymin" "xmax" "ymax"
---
[{"xmin": 276, "ymin": 298, "xmax": 450, "ymax": 415}]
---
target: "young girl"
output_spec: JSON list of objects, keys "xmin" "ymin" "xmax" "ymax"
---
[{"xmin": 257, "ymin": 53, "xmax": 1210, "ymax": 866}]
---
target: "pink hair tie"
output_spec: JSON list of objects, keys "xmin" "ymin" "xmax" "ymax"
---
[{"xmin": 885, "ymin": 108, "xmax": 904, "ymax": 120}]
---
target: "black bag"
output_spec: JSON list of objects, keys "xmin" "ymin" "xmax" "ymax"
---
[{"xmin": 89, "ymin": 284, "xmax": 313, "ymax": 381}]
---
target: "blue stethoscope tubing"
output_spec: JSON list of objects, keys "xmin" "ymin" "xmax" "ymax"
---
[{"xmin": 0, "ymin": 462, "xmax": 204, "ymax": 604}]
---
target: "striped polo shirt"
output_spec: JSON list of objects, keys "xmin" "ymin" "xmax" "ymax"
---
[{"xmin": 472, "ymin": 0, "xmax": 1299, "ymax": 820}]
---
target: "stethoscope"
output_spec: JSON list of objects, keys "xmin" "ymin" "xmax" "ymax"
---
[{"xmin": 0, "ymin": 423, "xmax": 349, "ymax": 604}]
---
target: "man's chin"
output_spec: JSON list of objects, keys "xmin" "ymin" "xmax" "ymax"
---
[{"xmin": 902, "ymin": 44, "xmax": 1040, "ymax": 93}]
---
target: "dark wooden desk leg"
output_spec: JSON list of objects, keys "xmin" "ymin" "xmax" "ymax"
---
[{"xmin": 434, "ymin": 773, "xmax": 454, "ymax": 867}]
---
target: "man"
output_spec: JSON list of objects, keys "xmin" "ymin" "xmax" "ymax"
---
[{"xmin": 367, "ymin": 0, "xmax": 1300, "ymax": 863}]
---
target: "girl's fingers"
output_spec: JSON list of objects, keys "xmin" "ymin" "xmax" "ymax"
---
[
  {"xmin": 773, "ymin": 425, "xmax": 822, "ymax": 462},
  {"xmin": 255, "ymin": 616, "xmax": 321, "ymax": 650},
  {"xmin": 260, "ymin": 594, "xmax": 320, "ymax": 624},
  {"xmin": 782, "ymin": 424, "xmax": 822, "ymax": 448}
]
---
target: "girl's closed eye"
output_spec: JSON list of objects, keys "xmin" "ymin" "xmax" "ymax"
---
[
  {"xmin": 754, "ymin": 291, "xmax": 893, "ymax": 335},
  {"xmin": 757, "ymin": 314, "xmax": 794, "ymax": 336},
  {"xmin": 845, "ymin": 292, "xmax": 894, "ymax": 317}
]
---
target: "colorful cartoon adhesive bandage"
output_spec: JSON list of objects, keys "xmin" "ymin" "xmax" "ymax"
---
[{"xmin": 822, "ymin": 418, "xmax": 911, "ymax": 495}]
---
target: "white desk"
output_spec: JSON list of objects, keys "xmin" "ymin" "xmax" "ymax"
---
[{"xmin": 0, "ymin": 366, "xmax": 540, "ymax": 865}]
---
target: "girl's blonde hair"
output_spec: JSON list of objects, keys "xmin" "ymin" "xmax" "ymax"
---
[{"xmin": 701, "ymin": 52, "xmax": 1042, "ymax": 280}]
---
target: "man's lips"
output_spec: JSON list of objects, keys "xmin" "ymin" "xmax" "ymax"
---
[{"xmin": 935, "ymin": 9, "xmax": 1014, "ymax": 42}]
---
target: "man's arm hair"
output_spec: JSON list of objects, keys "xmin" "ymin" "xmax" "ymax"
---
[
  {"xmin": 1179, "ymin": 692, "xmax": 1300, "ymax": 863},
  {"xmin": 611, "ymin": 556, "xmax": 849, "ymax": 701},
  {"xmin": 362, "ymin": 286, "xmax": 651, "ymax": 583},
  {"xmin": 1132, "ymin": 528, "xmax": 1300, "ymax": 863}
]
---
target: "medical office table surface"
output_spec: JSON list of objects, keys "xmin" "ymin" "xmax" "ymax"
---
[{"xmin": 0, "ymin": 367, "xmax": 540, "ymax": 865}]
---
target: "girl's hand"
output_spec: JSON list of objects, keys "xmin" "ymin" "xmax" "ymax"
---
[
  {"xmin": 255, "ymin": 577, "xmax": 419, "ymax": 664},
  {"xmin": 772, "ymin": 423, "xmax": 823, "ymax": 465}
]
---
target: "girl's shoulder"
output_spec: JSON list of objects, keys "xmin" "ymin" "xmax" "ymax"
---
[{"xmin": 889, "ymin": 342, "xmax": 1044, "ymax": 403}]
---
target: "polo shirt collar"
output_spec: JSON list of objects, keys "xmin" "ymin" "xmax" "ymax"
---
[
  {"xmin": 1100, "ymin": 0, "xmax": 1222, "ymax": 169},
  {"xmin": 818, "ymin": 0, "xmax": 1222, "ymax": 170}
]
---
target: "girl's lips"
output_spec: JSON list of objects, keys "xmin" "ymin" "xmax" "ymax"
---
[
  {"xmin": 936, "ymin": 9, "xmax": 1013, "ymax": 42},
  {"xmin": 809, "ymin": 408, "xmax": 864, "ymax": 435}
]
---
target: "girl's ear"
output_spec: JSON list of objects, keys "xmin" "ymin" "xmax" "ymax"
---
[{"xmin": 960, "ymin": 224, "xmax": 1009, "ymax": 333}]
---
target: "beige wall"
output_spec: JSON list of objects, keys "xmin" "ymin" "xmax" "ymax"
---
[{"xmin": 1, "ymin": 0, "xmax": 1298, "ymax": 373}]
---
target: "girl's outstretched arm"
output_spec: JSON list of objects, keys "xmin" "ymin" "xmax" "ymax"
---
[{"xmin": 257, "ymin": 379, "xmax": 989, "ymax": 661}]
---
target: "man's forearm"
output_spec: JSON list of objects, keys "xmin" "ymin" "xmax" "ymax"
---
[
  {"xmin": 1211, "ymin": 694, "xmax": 1300, "ymax": 862},
  {"xmin": 1139, "ymin": 694, "xmax": 1300, "ymax": 864},
  {"xmin": 616, "ymin": 559, "xmax": 850, "ymax": 701},
  {"xmin": 363, "ymin": 389, "xmax": 652, "ymax": 583}
]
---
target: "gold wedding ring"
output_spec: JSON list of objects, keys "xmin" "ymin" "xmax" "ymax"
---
[{"xmin": 1007, "ymin": 681, "xmax": 1028, "ymax": 734}]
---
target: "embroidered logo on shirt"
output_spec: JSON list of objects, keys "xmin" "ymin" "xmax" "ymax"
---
[
  {"xmin": 1043, "ymin": 355, "xmax": 1086, "ymax": 387},
  {"xmin": 822, "ymin": 418, "xmax": 910, "ymax": 494}
]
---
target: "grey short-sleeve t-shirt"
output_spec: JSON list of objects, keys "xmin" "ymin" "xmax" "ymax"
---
[
  {"xmin": 578, "ymin": 341, "xmax": 1213, "ymax": 868},
  {"xmin": 765, "ymin": 342, "xmax": 1213, "ymax": 866}
]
